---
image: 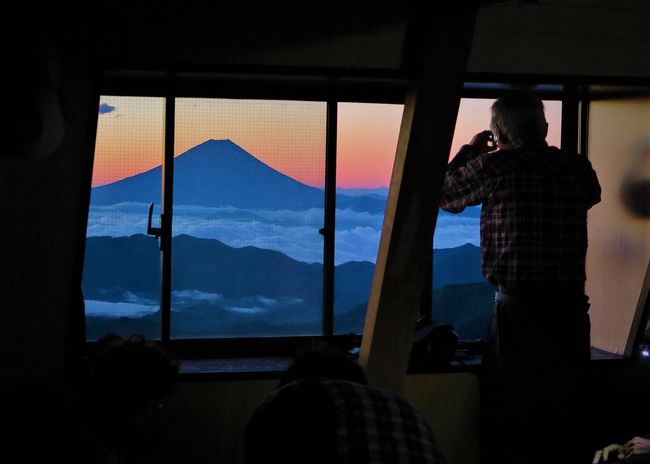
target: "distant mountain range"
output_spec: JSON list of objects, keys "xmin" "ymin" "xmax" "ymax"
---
[
  {"xmin": 432, "ymin": 244, "xmax": 483, "ymax": 288},
  {"xmin": 84, "ymin": 139, "xmax": 488, "ymax": 339},
  {"xmin": 83, "ymin": 234, "xmax": 490, "ymax": 339},
  {"xmin": 335, "ymin": 187, "xmax": 388, "ymax": 197},
  {"xmin": 90, "ymin": 139, "xmax": 387, "ymax": 213}
]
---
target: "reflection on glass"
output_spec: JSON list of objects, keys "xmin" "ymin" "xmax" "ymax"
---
[{"xmin": 586, "ymin": 98, "xmax": 650, "ymax": 354}]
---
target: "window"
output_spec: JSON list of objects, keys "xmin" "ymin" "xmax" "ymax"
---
[
  {"xmin": 430, "ymin": 98, "xmax": 562, "ymax": 341},
  {"xmin": 170, "ymin": 99, "xmax": 326, "ymax": 338},
  {"xmin": 84, "ymin": 97, "xmax": 164, "ymax": 340},
  {"xmin": 333, "ymin": 102, "xmax": 403, "ymax": 334},
  {"xmin": 82, "ymin": 97, "xmax": 408, "ymax": 343},
  {"xmin": 83, "ymin": 77, "xmax": 583, "ymax": 360},
  {"xmin": 585, "ymin": 95, "xmax": 650, "ymax": 357}
]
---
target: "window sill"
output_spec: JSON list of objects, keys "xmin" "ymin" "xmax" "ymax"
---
[
  {"xmin": 590, "ymin": 347, "xmax": 626, "ymax": 360},
  {"xmin": 179, "ymin": 357, "xmax": 291, "ymax": 380},
  {"xmin": 177, "ymin": 356, "xmax": 483, "ymax": 380},
  {"xmin": 173, "ymin": 347, "xmax": 631, "ymax": 380}
]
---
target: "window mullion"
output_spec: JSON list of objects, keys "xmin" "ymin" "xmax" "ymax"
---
[
  {"xmin": 160, "ymin": 91, "xmax": 175, "ymax": 343},
  {"xmin": 561, "ymin": 85, "xmax": 579, "ymax": 153},
  {"xmin": 322, "ymin": 100, "xmax": 337, "ymax": 336}
]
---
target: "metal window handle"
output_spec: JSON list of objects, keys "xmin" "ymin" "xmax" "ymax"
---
[{"xmin": 147, "ymin": 203, "xmax": 162, "ymax": 238}]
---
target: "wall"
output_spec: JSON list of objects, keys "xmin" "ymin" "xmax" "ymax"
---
[
  {"xmin": 156, "ymin": 372, "xmax": 480, "ymax": 464},
  {"xmin": 468, "ymin": 0, "xmax": 650, "ymax": 78},
  {"xmin": 404, "ymin": 373, "xmax": 481, "ymax": 464},
  {"xmin": 1, "ymin": 23, "xmax": 95, "ymax": 391}
]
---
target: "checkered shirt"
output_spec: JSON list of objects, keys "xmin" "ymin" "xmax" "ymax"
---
[
  {"xmin": 440, "ymin": 142, "xmax": 601, "ymax": 290},
  {"xmin": 249, "ymin": 378, "xmax": 445, "ymax": 464}
]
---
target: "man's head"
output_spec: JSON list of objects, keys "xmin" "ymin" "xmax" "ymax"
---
[{"xmin": 490, "ymin": 91, "xmax": 548, "ymax": 148}]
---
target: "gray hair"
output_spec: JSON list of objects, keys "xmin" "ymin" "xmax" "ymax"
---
[{"xmin": 490, "ymin": 91, "xmax": 547, "ymax": 147}]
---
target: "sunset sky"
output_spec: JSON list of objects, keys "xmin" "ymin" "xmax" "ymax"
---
[{"xmin": 92, "ymin": 96, "xmax": 561, "ymax": 189}]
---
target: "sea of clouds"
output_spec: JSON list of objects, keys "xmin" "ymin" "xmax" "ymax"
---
[{"xmin": 86, "ymin": 202, "xmax": 480, "ymax": 264}]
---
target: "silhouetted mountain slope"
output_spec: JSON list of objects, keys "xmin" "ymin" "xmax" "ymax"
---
[
  {"xmin": 334, "ymin": 260, "xmax": 375, "ymax": 310},
  {"xmin": 83, "ymin": 234, "xmax": 161, "ymax": 298},
  {"xmin": 90, "ymin": 139, "xmax": 386, "ymax": 213},
  {"xmin": 83, "ymin": 234, "xmax": 322, "ymax": 302},
  {"xmin": 433, "ymin": 243, "xmax": 484, "ymax": 288},
  {"xmin": 83, "ymin": 236, "xmax": 491, "ymax": 339},
  {"xmin": 84, "ymin": 236, "xmax": 484, "ymax": 303},
  {"xmin": 431, "ymin": 281, "xmax": 494, "ymax": 340},
  {"xmin": 86, "ymin": 279, "xmax": 495, "ymax": 341}
]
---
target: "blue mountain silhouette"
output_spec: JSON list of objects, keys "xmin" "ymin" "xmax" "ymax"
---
[
  {"xmin": 83, "ymin": 234, "xmax": 488, "ymax": 339},
  {"xmin": 90, "ymin": 139, "xmax": 386, "ymax": 213}
]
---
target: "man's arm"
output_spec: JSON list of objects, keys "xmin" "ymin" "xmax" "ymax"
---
[{"xmin": 440, "ymin": 131, "xmax": 493, "ymax": 213}]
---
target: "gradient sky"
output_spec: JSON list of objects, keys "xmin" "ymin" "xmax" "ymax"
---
[{"xmin": 92, "ymin": 96, "xmax": 561, "ymax": 188}]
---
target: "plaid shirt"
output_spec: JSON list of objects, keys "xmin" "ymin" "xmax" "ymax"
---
[
  {"xmin": 246, "ymin": 378, "xmax": 445, "ymax": 464},
  {"xmin": 440, "ymin": 142, "xmax": 601, "ymax": 291}
]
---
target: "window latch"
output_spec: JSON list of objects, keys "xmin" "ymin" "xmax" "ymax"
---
[{"xmin": 147, "ymin": 203, "xmax": 162, "ymax": 239}]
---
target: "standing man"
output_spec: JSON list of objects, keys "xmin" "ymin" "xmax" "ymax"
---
[{"xmin": 440, "ymin": 91, "xmax": 601, "ymax": 464}]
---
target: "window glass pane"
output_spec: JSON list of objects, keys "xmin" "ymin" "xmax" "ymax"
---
[
  {"xmin": 433, "ymin": 98, "xmax": 562, "ymax": 340},
  {"xmin": 83, "ymin": 96, "xmax": 164, "ymax": 340},
  {"xmin": 586, "ymin": 97, "xmax": 650, "ymax": 356},
  {"xmin": 334, "ymin": 103, "xmax": 403, "ymax": 334},
  {"xmin": 171, "ymin": 98, "xmax": 326, "ymax": 338},
  {"xmin": 332, "ymin": 99, "xmax": 561, "ymax": 338}
]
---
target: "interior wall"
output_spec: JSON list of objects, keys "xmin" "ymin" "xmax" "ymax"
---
[
  {"xmin": 157, "ymin": 373, "xmax": 480, "ymax": 464},
  {"xmin": 586, "ymin": 98, "xmax": 650, "ymax": 354},
  {"xmin": 468, "ymin": 0, "xmax": 650, "ymax": 78},
  {"xmin": 404, "ymin": 373, "xmax": 481, "ymax": 464},
  {"xmin": 95, "ymin": 3, "xmax": 407, "ymax": 69},
  {"xmin": 92, "ymin": 1, "xmax": 650, "ymax": 77},
  {"xmin": 158, "ymin": 379, "xmax": 277, "ymax": 464}
]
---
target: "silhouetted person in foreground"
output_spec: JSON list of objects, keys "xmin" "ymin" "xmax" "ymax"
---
[
  {"xmin": 83, "ymin": 333, "xmax": 179, "ymax": 464},
  {"xmin": 244, "ymin": 346, "xmax": 445, "ymax": 464},
  {"xmin": 440, "ymin": 91, "xmax": 601, "ymax": 464}
]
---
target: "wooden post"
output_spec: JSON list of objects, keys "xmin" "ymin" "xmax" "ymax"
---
[{"xmin": 359, "ymin": 6, "xmax": 479, "ymax": 392}]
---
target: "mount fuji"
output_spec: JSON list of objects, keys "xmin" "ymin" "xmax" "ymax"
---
[{"xmin": 91, "ymin": 139, "xmax": 386, "ymax": 213}]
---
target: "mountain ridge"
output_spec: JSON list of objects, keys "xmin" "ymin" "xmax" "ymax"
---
[{"xmin": 91, "ymin": 139, "xmax": 387, "ymax": 213}]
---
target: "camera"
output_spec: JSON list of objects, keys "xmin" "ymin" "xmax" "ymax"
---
[{"xmin": 490, "ymin": 131, "xmax": 498, "ymax": 148}]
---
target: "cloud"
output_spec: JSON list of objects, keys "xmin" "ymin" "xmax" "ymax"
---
[
  {"xmin": 256, "ymin": 296, "xmax": 277, "ymax": 306},
  {"xmin": 254, "ymin": 295, "xmax": 303, "ymax": 307},
  {"xmin": 85, "ymin": 299, "xmax": 158, "ymax": 318},
  {"xmin": 85, "ymin": 202, "xmax": 479, "ymax": 265},
  {"xmin": 335, "ymin": 226, "xmax": 382, "ymax": 264},
  {"xmin": 122, "ymin": 291, "xmax": 157, "ymax": 305},
  {"xmin": 98, "ymin": 103, "xmax": 116, "ymax": 115},
  {"xmin": 172, "ymin": 289, "xmax": 223, "ymax": 302},
  {"xmin": 433, "ymin": 215, "xmax": 480, "ymax": 249},
  {"xmin": 224, "ymin": 306, "xmax": 268, "ymax": 315}
]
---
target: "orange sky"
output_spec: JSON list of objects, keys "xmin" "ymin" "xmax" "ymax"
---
[
  {"xmin": 93, "ymin": 96, "xmax": 165, "ymax": 187},
  {"xmin": 92, "ymin": 96, "xmax": 561, "ymax": 188}
]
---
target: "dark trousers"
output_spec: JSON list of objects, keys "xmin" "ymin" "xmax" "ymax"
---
[{"xmin": 480, "ymin": 290, "xmax": 592, "ymax": 464}]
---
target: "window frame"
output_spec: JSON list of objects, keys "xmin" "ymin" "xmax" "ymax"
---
[
  {"xmin": 80, "ymin": 68, "xmax": 649, "ymax": 367},
  {"xmin": 84, "ymin": 69, "xmax": 410, "ymax": 358}
]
